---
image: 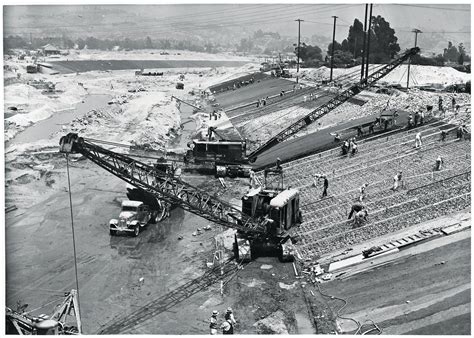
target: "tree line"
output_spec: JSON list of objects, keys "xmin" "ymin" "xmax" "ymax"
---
[
  {"xmin": 3, "ymin": 35, "xmax": 217, "ymax": 53},
  {"xmin": 295, "ymin": 15, "xmax": 470, "ymax": 69}
]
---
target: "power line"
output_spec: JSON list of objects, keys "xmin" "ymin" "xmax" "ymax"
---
[
  {"xmin": 9, "ymin": 5, "xmax": 318, "ymax": 37},
  {"xmin": 7, "ymin": 4, "xmax": 361, "ymax": 37},
  {"xmin": 392, "ymin": 4, "xmax": 470, "ymax": 12},
  {"xmin": 5, "ymin": 4, "xmax": 277, "ymax": 29}
]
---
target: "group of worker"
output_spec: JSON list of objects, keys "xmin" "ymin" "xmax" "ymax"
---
[
  {"xmin": 438, "ymin": 95, "xmax": 465, "ymax": 117},
  {"xmin": 312, "ymin": 174, "xmax": 329, "ymax": 198},
  {"xmin": 407, "ymin": 109, "xmax": 425, "ymax": 129},
  {"xmin": 209, "ymin": 110, "xmax": 222, "ymax": 121},
  {"xmin": 209, "ymin": 308, "xmax": 237, "ymax": 335},
  {"xmin": 341, "ymin": 137, "xmax": 358, "ymax": 156},
  {"xmin": 256, "ymin": 96, "xmax": 269, "ymax": 108},
  {"xmin": 303, "ymin": 92, "xmax": 317, "ymax": 102}
]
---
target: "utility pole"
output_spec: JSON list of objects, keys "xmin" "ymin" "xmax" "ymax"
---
[
  {"xmin": 406, "ymin": 29, "xmax": 422, "ymax": 89},
  {"xmin": 295, "ymin": 18, "xmax": 304, "ymax": 83},
  {"xmin": 365, "ymin": 3, "xmax": 373, "ymax": 80},
  {"xmin": 353, "ymin": 36, "xmax": 358, "ymax": 59},
  {"xmin": 361, "ymin": 4, "xmax": 368, "ymax": 81},
  {"xmin": 329, "ymin": 15, "xmax": 338, "ymax": 82}
]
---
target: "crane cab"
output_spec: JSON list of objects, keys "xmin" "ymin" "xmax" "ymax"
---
[
  {"xmin": 186, "ymin": 139, "xmax": 247, "ymax": 164},
  {"xmin": 241, "ymin": 187, "xmax": 302, "ymax": 236},
  {"xmin": 238, "ymin": 188, "xmax": 302, "ymax": 262},
  {"xmin": 268, "ymin": 189, "xmax": 302, "ymax": 236}
]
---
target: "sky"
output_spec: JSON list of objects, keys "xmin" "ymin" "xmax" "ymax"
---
[{"xmin": 3, "ymin": 3, "xmax": 471, "ymax": 50}]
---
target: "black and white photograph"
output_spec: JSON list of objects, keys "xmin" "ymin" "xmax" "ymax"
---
[{"xmin": 3, "ymin": 2, "xmax": 471, "ymax": 335}]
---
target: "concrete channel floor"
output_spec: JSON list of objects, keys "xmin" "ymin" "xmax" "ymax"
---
[{"xmin": 322, "ymin": 230, "xmax": 471, "ymax": 335}]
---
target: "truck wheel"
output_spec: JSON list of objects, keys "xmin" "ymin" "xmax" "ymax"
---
[
  {"xmin": 109, "ymin": 229, "xmax": 117, "ymax": 236},
  {"xmin": 132, "ymin": 225, "xmax": 140, "ymax": 237}
]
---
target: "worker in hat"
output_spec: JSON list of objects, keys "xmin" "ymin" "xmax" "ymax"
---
[
  {"xmin": 276, "ymin": 157, "xmax": 282, "ymax": 170},
  {"xmin": 225, "ymin": 307, "xmax": 237, "ymax": 325},
  {"xmin": 209, "ymin": 310, "xmax": 219, "ymax": 335}
]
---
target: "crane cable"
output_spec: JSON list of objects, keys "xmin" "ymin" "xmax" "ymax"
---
[
  {"xmin": 21, "ymin": 297, "xmax": 64, "ymax": 316},
  {"xmin": 65, "ymin": 154, "xmax": 82, "ymax": 332}
]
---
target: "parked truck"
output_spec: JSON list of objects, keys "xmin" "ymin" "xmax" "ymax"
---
[{"xmin": 109, "ymin": 200, "xmax": 161, "ymax": 236}]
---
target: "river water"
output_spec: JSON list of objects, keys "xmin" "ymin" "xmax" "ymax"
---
[
  {"xmin": 169, "ymin": 101, "xmax": 198, "ymax": 150},
  {"xmin": 7, "ymin": 94, "xmax": 111, "ymax": 147}
]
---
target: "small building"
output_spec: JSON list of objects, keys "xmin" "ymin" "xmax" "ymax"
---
[{"xmin": 42, "ymin": 44, "xmax": 60, "ymax": 56}]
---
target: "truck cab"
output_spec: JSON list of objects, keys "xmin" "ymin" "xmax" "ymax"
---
[{"xmin": 109, "ymin": 200, "xmax": 154, "ymax": 236}]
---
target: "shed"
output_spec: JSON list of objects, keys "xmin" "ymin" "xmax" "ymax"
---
[{"xmin": 42, "ymin": 44, "xmax": 60, "ymax": 56}]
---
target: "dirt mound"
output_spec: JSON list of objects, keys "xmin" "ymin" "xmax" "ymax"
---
[{"xmin": 253, "ymin": 310, "xmax": 292, "ymax": 334}]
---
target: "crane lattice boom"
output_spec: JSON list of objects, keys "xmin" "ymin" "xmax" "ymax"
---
[
  {"xmin": 59, "ymin": 134, "xmax": 266, "ymax": 235},
  {"xmin": 248, "ymin": 47, "xmax": 421, "ymax": 161}
]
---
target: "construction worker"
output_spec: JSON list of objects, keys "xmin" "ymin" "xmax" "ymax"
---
[
  {"xmin": 249, "ymin": 169, "xmax": 259, "ymax": 189},
  {"xmin": 391, "ymin": 171, "xmax": 403, "ymax": 191},
  {"xmin": 225, "ymin": 308, "xmax": 237, "ymax": 326},
  {"xmin": 209, "ymin": 310, "xmax": 219, "ymax": 335},
  {"xmin": 455, "ymin": 104, "xmax": 461, "ymax": 114},
  {"xmin": 276, "ymin": 158, "xmax": 282, "ymax": 171},
  {"xmin": 440, "ymin": 130, "xmax": 448, "ymax": 142},
  {"xmin": 348, "ymin": 203, "xmax": 364, "ymax": 220},
  {"xmin": 312, "ymin": 173, "xmax": 324, "ymax": 187},
  {"xmin": 438, "ymin": 96, "xmax": 443, "ymax": 112},
  {"xmin": 359, "ymin": 183, "xmax": 369, "ymax": 202},
  {"xmin": 342, "ymin": 140, "xmax": 350, "ymax": 155},
  {"xmin": 350, "ymin": 138, "xmax": 358, "ymax": 155},
  {"xmin": 354, "ymin": 209, "xmax": 368, "ymax": 227},
  {"xmin": 369, "ymin": 122, "xmax": 375, "ymax": 134},
  {"xmin": 457, "ymin": 125, "xmax": 468, "ymax": 140},
  {"xmin": 357, "ymin": 126, "xmax": 363, "ymax": 138},
  {"xmin": 321, "ymin": 175, "xmax": 329, "ymax": 198},
  {"xmin": 452, "ymin": 96, "xmax": 456, "ymax": 110},
  {"xmin": 221, "ymin": 319, "xmax": 233, "ymax": 335},
  {"xmin": 407, "ymin": 113, "xmax": 413, "ymax": 129},
  {"xmin": 415, "ymin": 132, "xmax": 422, "ymax": 148},
  {"xmin": 414, "ymin": 111, "xmax": 420, "ymax": 127},
  {"xmin": 435, "ymin": 156, "xmax": 444, "ymax": 171},
  {"xmin": 174, "ymin": 166, "xmax": 182, "ymax": 179},
  {"xmin": 420, "ymin": 109, "xmax": 425, "ymax": 125}
]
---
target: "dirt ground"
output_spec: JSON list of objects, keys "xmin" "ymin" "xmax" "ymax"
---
[
  {"xmin": 5, "ymin": 58, "xmax": 471, "ymax": 335},
  {"xmin": 5, "ymin": 161, "xmax": 222, "ymax": 334}
]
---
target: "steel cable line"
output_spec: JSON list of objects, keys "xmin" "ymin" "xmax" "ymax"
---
[
  {"xmin": 6, "ymin": 4, "xmax": 278, "ymax": 30},
  {"xmin": 391, "ymin": 4, "xmax": 469, "ymax": 12},
  {"xmin": 11, "ymin": 4, "xmax": 317, "ymax": 35},
  {"xmin": 10, "ymin": 4, "xmax": 357, "ymax": 37},
  {"xmin": 21, "ymin": 297, "xmax": 65, "ymax": 315},
  {"xmin": 65, "ymin": 154, "xmax": 82, "ymax": 330}
]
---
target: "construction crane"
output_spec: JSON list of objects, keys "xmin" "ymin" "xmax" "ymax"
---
[
  {"xmin": 59, "ymin": 133, "xmax": 302, "ymax": 262},
  {"xmin": 6, "ymin": 290, "xmax": 81, "ymax": 335},
  {"xmin": 175, "ymin": 47, "xmax": 420, "ymax": 175},
  {"xmin": 247, "ymin": 47, "xmax": 421, "ymax": 161},
  {"xmin": 171, "ymin": 95, "xmax": 203, "ymax": 111}
]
